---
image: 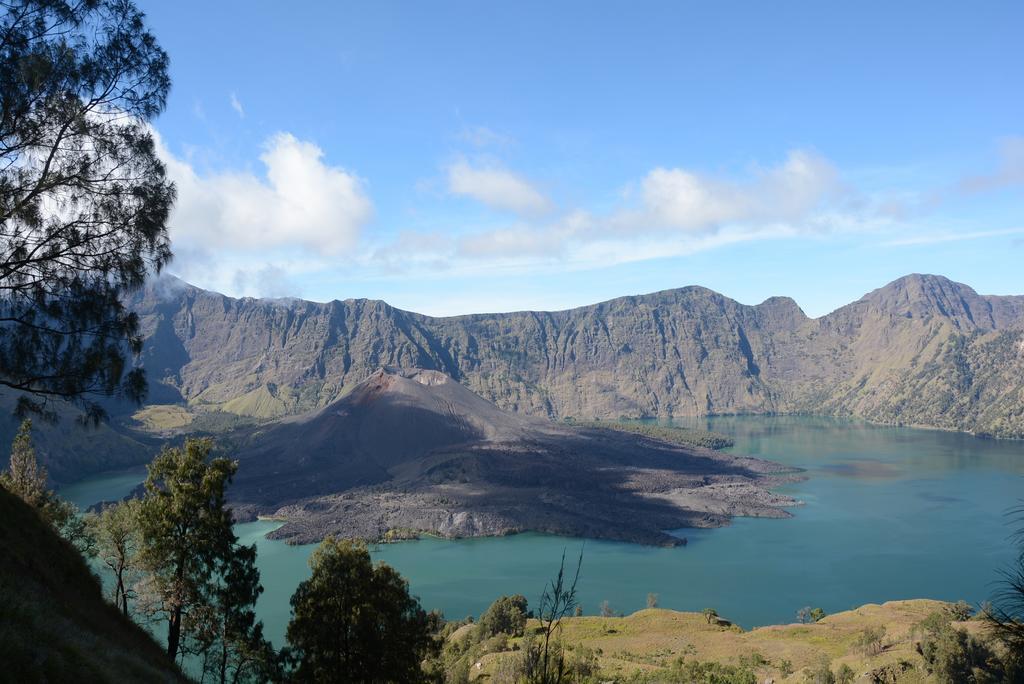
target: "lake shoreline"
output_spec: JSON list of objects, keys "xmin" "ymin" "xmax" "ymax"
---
[{"xmin": 63, "ymin": 416, "xmax": 1024, "ymax": 641}]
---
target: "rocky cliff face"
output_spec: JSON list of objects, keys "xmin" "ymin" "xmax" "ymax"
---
[{"xmin": 127, "ymin": 274, "xmax": 1024, "ymax": 438}]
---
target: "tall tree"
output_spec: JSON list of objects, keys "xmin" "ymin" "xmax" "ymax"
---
[
  {"xmin": 0, "ymin": 417, "xmax": 46, "ymax": 505},
  {"xmin": 0, "ymin": 416, "xmax": 89, "ymax": 550},
  {"xmin": 0, "ymin": 0, "xmax": 173, "ymax": 422},
  {"xmin": 87, "ymin": 498, "xmax": 142, "ymax": 616},
  {"xmin": 137, "ymin": 437, "xmax": 237, "ymax": 662},
  {"xmin": 285, "ymin": 537, "xmax": 436, "ymax": 683},
  {"xmin": 185, "ymin": 542, "xmax": 278, "ymax": 684}
]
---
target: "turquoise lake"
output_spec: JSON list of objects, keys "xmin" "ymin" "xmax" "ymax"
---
[{"xmin": 60, "ymin": 416, "xmax": 1024, "ymax": 648}]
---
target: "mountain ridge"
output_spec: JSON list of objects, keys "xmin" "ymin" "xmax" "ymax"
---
[
  {"xmin": 146, "ymin": 271, "xmax": 1021, "ymax": 320},
  {"xmin": 124, "ymin": 273, "xmax": 1024, "ymax": 443}
]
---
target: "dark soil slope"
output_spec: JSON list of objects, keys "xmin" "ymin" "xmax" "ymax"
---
[
  {"xmin": 228, "ymin": 368, "xmax": 800, "ymax": 546},
  {"xmin": 0, "ymin": 487, "xmax": 184, "ymax": 683},
  {"xmin": 231, "ymin": 367, "xmax": 544, "ymax": 504}
]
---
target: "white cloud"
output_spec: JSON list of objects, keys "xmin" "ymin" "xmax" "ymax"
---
[
  {"xmin": 162, "ymin": 132, "xmax": 372, "ymax": 255},
  {"xmin": 446, "ymin": 159, "xmax": 553, "ymax": 216},
  {"xmin": 367, "ymin": 150, "xmax": 859, "ymax": 279},
  {"xmin": 153, "ymin": 137, "xmax": 890, "ymax": 301},
  {"xmin": 369, "ymin": 230, "xmax": 455, "ymax": 274},
  {"xmin": 229, "ymin": 92, "xmax": 245, "ymax": 118},
  {"xmin": 157, "ymin": 132, "xmax": 372, "ymax": 294},
  {"xmin": 457, "ymin": 226, "xmax": 566, "ymax": 259},
  {"xmin": 637, "ymin": 150, "xmax": 840, "ymax": 233}
]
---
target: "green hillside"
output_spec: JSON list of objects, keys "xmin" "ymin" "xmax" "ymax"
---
[
  {"xmin": 458, "ymin": 600, "xmax": 1006, "ymax": 683},
  {"xmin": 0, "ymin": 487, "xmax": 185, "ymax": 683}
]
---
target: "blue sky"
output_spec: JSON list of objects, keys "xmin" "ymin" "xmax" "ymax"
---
[{"xmin": 139, "ymin": 1, "xmax": 1023, "ymax": 317}]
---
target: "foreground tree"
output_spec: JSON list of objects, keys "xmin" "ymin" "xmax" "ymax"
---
[
  {"xmin": 985, "ymin": 502, "xmax": 1024, "ymax": 680},
  {"xmin": 0, "ymin": 418, "xmax": 46, "ymax": 506},
  {"xmin": 88, "ymin": 498, "xmax": 143, "ymax": 616},
  {"xmin": 0, "ymin": 0, "xmax": 173, "ymax": 421},
  {"xmin": 285, "ymin": 537, "xmax": 435, "ymax": 683},
  {"xmin": 531, "ymin": 549, "xmax": 583, "ymax": 684},
  {"xmin": 0, "ymin": 418, "xmax": 88, "ymax": 549},
  {"xmin": 185, "ymin": 543, "xmax": 278, "ymax": 684},
  {"xmin": 137, "ymin": 438, "xmax": 238, "ymax": 661}
]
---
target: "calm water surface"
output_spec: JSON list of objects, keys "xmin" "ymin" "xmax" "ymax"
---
[{"xmin": 61, "ymin": 416, "xmax": 1024, "ymax": 648}]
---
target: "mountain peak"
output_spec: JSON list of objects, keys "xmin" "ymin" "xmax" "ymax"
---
[
  {"xmin": 880, "ymin": 273, "xmax": 965, "ymax": 293},
  {"xmin": 857, "ymin": 274, "xmax": 988, "ymax": 329}
]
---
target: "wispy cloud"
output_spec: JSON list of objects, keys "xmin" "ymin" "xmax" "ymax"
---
[
  {"xmin": 446, "ymin": 158, "xmax": 553, "ymax": 216},
  {"xmin": 881, "ymin": 227, "xmax": 1024, "ymax": 247},
  {"xmin": 370, "ymin": 149, "xmax": 867, "ymax": 277},
  {"xmin": 626, "ymin": 150, "xmax": 840, "ymax": 234},
  {"xmin": 458, "ymin": 125, "xmax": 514, "ymax": 148},
  {"xmin": 161, "ymin": 133, "xmax": 1024, "ymax": 301},
  {"xmin": 958, "ymin": 136, "xmax": 1024, "ymax": 193},
  {"xmin": 229, "ymin": 92, "xmax": 245, "ymax": 118}
]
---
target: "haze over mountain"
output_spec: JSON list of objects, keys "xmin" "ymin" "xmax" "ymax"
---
[{"xmin": 128, "ymin": 273, "xmax": 1024, "ymax": 439}]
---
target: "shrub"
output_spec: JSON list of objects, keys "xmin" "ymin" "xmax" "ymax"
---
[
  {"xmin": 479, "ymin": 594, "xmax": 529, "ymax": 639},
  {"xmin": 803, "ymin": 659, "xmax": 835, "ymax": 684},
  {"xmin": 797, "ymin": 606, "xmax": 826, "ymax": 623},
  {"xmin": 855, "ymin": 625, "xmax": 886, "ymax": 655},
  {"xmin": 915, "ymin": 611, "xmax": 999, "ymax": 683},
  {"xmin": 738, "ymin": 652, "xmax": 768, "ymax": 669},
  {"xmin": 947, "ymin": 600, "xmax": 973, "ymax": 621}
]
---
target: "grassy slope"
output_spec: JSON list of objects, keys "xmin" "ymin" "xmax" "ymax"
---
[
  {"xmin": 131, "ymin": 404, "xmax": 195, "ymax": 432},
  {"xmin": 470, "ymin": 600, "xmax": 985, "ymax": 682},
  {"xmin": 0, "ymin": 487, "xmax": 185, "ymax": 683}
]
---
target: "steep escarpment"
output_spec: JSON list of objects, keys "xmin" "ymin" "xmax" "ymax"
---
[
  {"xmin": 126, "ymin": 274, "xmax": 1024, "ymax": 440},
  {"xmin": 227, "ymin": 367, "xmax": 799, "ymax": 546}
]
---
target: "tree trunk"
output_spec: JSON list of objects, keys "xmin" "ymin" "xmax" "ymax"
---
[
  {"xmin": 168, "ymin": 550, "xmax": 187, "ymax": 659},
  {"xmin": 167, "ymin": 605, "xmax": 182, "ymax": 660},
  {"xmin": 116, "ymin": 566, "xmax": 128, "ymax": 617},
  {"xmin": 220, "ymin": 613, "xmax": 229, "ymax": 684}
]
